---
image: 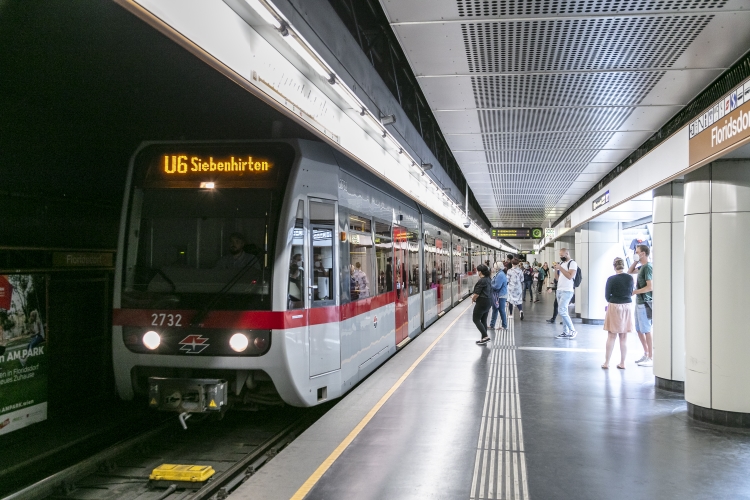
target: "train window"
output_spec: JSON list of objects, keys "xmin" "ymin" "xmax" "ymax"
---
[
  {"xmin": 424, "ymin": 235, "xmax": 437, "ymax": 290},
  {"xmin": 348, "ymin": 215, "xmax": 373, "ymax": 301},
  {"xmin": 348, "ymin": 215, "xmax": 371, "ymax": 233},
  {"xmin": 124, "ymin": 188, "xmax": 271, "ymax": 310},
  {"xmin": 288, "ymin": 200, "xmax": 304, "ymax": 310},
  {"xmin": 436, "ymin": 238, "xmax": 450, "ymax": 285},
  {"xmin": 374, "ymin": 221, "xmax": 392, "ymax": 296},
  {"xmin": 408, "ymin": 236, "xmax": 420, "ymax": 296},
  {"xmin": 309, "ymin": 201, "xmax": 335, "ymax": 306}
]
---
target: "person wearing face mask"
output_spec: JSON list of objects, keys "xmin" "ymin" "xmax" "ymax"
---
[{"xmin": 553, "ymin": 248, "xmax": 578, "ymax": 339}]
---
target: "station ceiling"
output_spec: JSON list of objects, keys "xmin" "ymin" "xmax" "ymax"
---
[{"xmin": 379, "ymin": 0, "xmax": 750, "ymax": 227}]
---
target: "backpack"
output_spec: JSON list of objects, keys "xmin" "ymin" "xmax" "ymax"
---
[{"xmin": 569, "ymin": 260, "xmax": 583, "ymax": 288}]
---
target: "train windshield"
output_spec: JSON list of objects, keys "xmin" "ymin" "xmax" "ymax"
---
[{"xmin": 122, "ymin": 188, "xmax": 274, "ymax": 310}]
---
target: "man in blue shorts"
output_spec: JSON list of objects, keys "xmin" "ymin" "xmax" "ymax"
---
[{"xmin": 629, "ymin": 244, "xmax": 653, "ymax": 366}]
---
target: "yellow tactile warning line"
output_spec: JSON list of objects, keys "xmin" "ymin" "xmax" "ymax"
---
[{"xmin": 290, "ymin": 302, "xmax": 474, "ymax": 500}]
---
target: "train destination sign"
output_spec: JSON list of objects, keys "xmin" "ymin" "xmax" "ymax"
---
[
  {"xmin": 491, "ymin": 227, "xmax": 543, "ymax": 240},
  {"xmin": 137, "ymin": 143, "xmax": 294, "ymax": 189}
]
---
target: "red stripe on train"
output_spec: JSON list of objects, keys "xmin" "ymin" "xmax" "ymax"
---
[{"xmin": 112, "ymin": 291, "xmax": 398, "ymax": 329}]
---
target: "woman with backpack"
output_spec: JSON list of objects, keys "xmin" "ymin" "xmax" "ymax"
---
[
  {"xmin": 536, "ymin": 264, "xmax": 546, "ymax": 297},
  {"xmin": 489, "ymin": 262, "xmax": 508, "ymax": 331}
]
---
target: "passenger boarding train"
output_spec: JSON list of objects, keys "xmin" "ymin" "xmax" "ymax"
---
[{"xmin": 112, "ymin": 140, "xmax": 502, "ymax": 413}]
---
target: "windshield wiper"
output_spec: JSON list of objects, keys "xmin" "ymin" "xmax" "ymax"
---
[{"xmin": 190, "ymin": 255, "xmax": 260, "ymax": 327}]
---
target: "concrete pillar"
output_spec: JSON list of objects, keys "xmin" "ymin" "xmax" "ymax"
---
[
  {"xmin": 652, "ymin": 181, "xmax": 685, "ymax": 392},
  {"xmin": 574, "ymin": 229, "xmax": 582, "ymax": 318},
  {"xmin": 577, "ymin": 222, "xmax": 621, "ymax": 324},
  {"xmin": 684, "ymin": 160, "xmax": 750, "ymax": 427}
]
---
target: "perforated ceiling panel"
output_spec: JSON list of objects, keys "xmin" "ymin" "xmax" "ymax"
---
[{"xmin": 380, "ymin": 0, "xmax": 748, "ymax": 228}]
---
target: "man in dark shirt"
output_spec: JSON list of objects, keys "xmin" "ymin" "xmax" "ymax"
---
[
  {"xmin": 628, "ymin": 244, "xmax": 653, "ymax": 367},
  {"xmin": 522, "ymin": 263, "xmax": 534, "ymax": 302}
]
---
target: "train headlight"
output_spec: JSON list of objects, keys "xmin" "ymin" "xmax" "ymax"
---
[
  {"xmin": 229, "ymin": 333, "xmax": 249, "ymax": 352},
  {"xmin": 253, "ymin": 336, "xmax": 268, "ymax": 350},
  {"xmin": 143, "ymin": 331, "xmax": 161, "ymax": 350}
]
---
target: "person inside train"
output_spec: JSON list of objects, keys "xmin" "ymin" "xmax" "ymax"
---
[
  {"xmin": 352, "ymin": 261, "xmax": 370, "ymax": 298},
  {"xmin": 288, "ymin": 262, "xmax": 303, "ymax": 308},
  {"xmin": 386, "ymin": 257, "xmax": 393, "ymax": 292},
  {"xmin": 215, "ymin": 232, "xmax": 254, "ymax": 269}
]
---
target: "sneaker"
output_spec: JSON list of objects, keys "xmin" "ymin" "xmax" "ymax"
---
[
  {"xmin": 555, "ymin": 332, "xmax": 570, "ymax": 339},
  {"xmin": 567, "ymin": 331, "xmax": 577, "ymax": 339},
  {"xmin": 634, "ymin": 354, "xmax": 648, "ymax": 364},
  {"xmin": 546, "ymin": 318, "xmax": 556, "ymax": 323},
  {"xmin": 520, "ymin": 311, "xmax": 524, "ymax": 320},
  {"xmin": 476, "ymin": 337, "xmax": 491, "ymax": 345},
  {"xmin": 637, "ymin": 358, "xmax": 653, "ymax": 367}
]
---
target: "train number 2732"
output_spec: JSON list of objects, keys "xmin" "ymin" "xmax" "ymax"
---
[{"xmin": 151, "ymin": 313, "xmax": 182, "ymax": 326}]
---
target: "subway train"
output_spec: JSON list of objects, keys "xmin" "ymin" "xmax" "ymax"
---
[{"xmin": 112, "ymin": 139, "xmax": 503, "ymax": 413}]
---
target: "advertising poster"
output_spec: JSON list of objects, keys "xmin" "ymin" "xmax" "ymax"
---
[{"xmin": 0, "ymin": 274, "xmax": 48, "ymax": 435}]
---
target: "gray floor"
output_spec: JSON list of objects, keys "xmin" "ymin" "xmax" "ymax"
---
[{"xmin": 305, "ymin": 292, "xmax": 750, "ymax": 499}]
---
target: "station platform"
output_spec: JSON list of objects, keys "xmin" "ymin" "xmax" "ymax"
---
[{"xmin": 233, "ymin": 293, "xmax": 750, "ymax": 500}]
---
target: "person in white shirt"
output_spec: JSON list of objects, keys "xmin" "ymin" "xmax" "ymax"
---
[{"xmin": 553, "ymin": 248, "xmax": 578, "ymax": 339}]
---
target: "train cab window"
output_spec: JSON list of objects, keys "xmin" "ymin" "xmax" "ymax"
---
[
  {"xmin": 125, "ymin": 188, "xmax": 271, "ymax": 310},
  {"xmin": 374, "ymin": 221, "xmax": 393, "ymax": 296},
  {"xmin": 348, "ymin": 215, "xmax": 373, "ymax": 301},
  {"xmin": 310, "ymin": 201, "xmax": 335, "ymax": 306},
  {"xmin": 289, "ymin": 200, "xmax": 304, "ymax": 310}
]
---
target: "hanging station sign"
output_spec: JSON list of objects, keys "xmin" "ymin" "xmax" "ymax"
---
[
  {"xmin": 491, "ymin": 228, "xmax": 544, "ymax": 240},
  {"xmin": 544, "ymin": 228, "xmax": 555, "ymax": 239},
  {"xmin": 592, "ymin": 190, "xmax": 610, "ymax": 211},
  {"xmin": 688, "ymin": 78, "xmax": 750, "ymax": 167}
]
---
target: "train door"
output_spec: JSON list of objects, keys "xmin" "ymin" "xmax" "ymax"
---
[
  {"xmin": 393, "ymin": 225, "xmax": 409, "ymax": 345},
  {"xmin": 308, "ymin": 199, "xmax": 340, "ymax": 377}
]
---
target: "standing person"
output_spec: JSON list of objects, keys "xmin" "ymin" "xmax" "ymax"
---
[
  {"xmin": 546, "ymin": 265, "xmax": 560, "ymax": 324},
  {"xmin": 602, "ymin": 257, "xmax": 634, "ymax": 369},
  {"xmin": 489, "ymin": 262, "xmax": 508, "ymax": 331},
  {"xmin": 472, "ymin": 264, "xmax": 493, "ymax": 345},
  {"xmin": 352, "ymin": 261, "xmax": 370, "ymax": 298},
  {"xmin": 536, "ymin": 263, "xmax": 547, "ymax": 295},
  {"xmin": 507, "ymin": 259, "xmax": 525, "ymax": 321},
  {"xmin": 522, "ymin": 263, "xmax": 534, "ymax": 302},
  {"xmin": 629, "ymin": 244, "xmax": 653, "ymax": 366},
  {"xmin": 385, "ymin": 257, "xmax": 393, "ymax": 292},
  {"xmin": 534, "ymin": 266, "xmax": 547, "ymax": 302},
  {"xmin": 554, "ymin": 248, "xmax": 578, "ymax": 339}
]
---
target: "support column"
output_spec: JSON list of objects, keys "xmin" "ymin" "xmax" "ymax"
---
[
  {"xmin": 685, "ymin": 161, "xmax": 750, "ymax": 427},
  {"xmin": 652, "ymin": 181, "xmax": 685, "ymax": 393},
  {"xmin": 574, "ymin": 229, "xmax": 582, "ymax": 318},
  {"xmin": 578, "ymin": 222, "xmax": 621, "ymax": 324}
]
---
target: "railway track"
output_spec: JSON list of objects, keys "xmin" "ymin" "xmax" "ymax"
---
[{"xmin": 6, "ymin": 406, "xmax": 325, "ymax": 500}]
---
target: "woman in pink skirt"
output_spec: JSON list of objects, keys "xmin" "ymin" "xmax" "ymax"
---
[{"xmin": 602, "ymin": 257, "xmax": 634, "ymax": 369}]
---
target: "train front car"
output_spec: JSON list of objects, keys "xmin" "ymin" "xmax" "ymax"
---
[{"xmin": 112, "ymin": 140, "xmax": 317, "ymax": 414}]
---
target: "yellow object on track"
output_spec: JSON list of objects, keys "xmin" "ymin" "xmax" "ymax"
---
[{"xmin": 149, "ymin": 464, "xmax": 215, "ymax": 483}]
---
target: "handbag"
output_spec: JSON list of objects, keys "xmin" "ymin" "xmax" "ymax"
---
[{"xmin": 644, "ymin": 300, "xmax": 653, "ymax": 320}]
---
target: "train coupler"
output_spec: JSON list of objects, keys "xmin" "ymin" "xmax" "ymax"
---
[{"xmin": 148, "ymin": 377, "xmax": 228, "ymax": 414}]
